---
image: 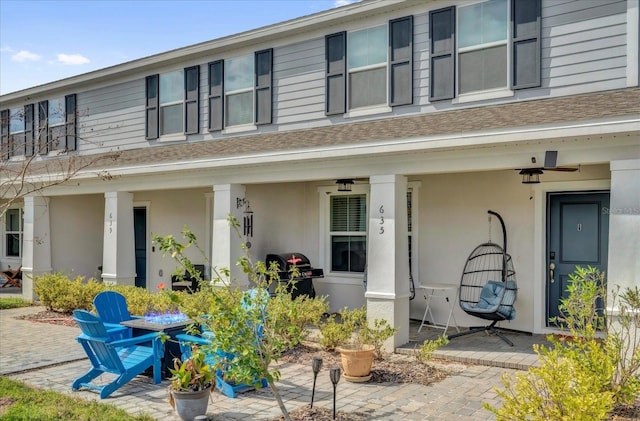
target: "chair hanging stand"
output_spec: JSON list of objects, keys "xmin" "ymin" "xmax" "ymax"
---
[{"xmin": 447, "ymin": 210, "xmax": 518, "ymax": 346}]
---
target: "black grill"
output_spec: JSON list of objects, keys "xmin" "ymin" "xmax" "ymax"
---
[{"xmin": 265, "ymin": 252, "xmax": 323, "ymax": 299}]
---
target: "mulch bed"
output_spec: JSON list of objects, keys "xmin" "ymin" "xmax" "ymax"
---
[{"xmin": 15, "ymin": 310, "xmax": 76, "ymax": 327}]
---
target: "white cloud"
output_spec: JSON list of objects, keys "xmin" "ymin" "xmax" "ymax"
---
[
  {"xmin": 56, "ymin": 53, "xmax": 90, "ymax": 65},
  {"xmin": 11, "ymin": 50, "xmax": 41, "ymax": 62}
]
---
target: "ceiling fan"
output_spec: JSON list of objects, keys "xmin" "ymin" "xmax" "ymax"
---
[{"xmin": 516, "ymin": 151, "xmax": 579, "ymax": 184}]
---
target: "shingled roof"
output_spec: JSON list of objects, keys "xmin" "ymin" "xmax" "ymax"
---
[{"xmin": 11, "ymin": 87, "xmax": 640, "ymax": 177}]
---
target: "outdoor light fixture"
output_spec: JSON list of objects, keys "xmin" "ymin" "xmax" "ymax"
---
[
  {"xmin": 329, "ymin": 366, "xmax": 341, "ymax": 420},
  {"xmin": 310, "ymin": 356, "xmax": 323, "ymax": 409},
  {"xmin": 519, "ymin": 168, "xmax": 542, "ymax": 184},
  {"xmin": 336, "ymin": 179, "xmax": 354, "ymax": 192}
]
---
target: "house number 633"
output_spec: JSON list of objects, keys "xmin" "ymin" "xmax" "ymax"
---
[{"xmin": 379, "ymin": 205, "xmax": 384, "ymax": 234}]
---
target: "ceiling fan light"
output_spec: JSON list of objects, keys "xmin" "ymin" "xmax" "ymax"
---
[{"xmin": 520, "ymin": 169, "xmax": 542, "ymax": 184}]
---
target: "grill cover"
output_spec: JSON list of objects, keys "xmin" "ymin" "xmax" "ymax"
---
[{"xmin": 265, "ymin": 252, "xmax": 323, "ymax": 298}]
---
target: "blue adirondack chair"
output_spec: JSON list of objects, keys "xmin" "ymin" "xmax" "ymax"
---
[
  {"xmin": 72, "ymin": 309, "xmax": 163, "ymax": 399},
  {"xmin": 93, "ymin": 291, "xmax": 140, "ymax": 340},
  {"xmin": 176, "ymin": 288, "xmax": 269, "ymax": 398}
]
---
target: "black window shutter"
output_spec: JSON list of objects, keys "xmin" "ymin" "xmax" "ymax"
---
[
  {"xmin": 38, "ymin": 100, "xmax": 49, "ymax": 154},
  {"xmin": 390, "ymin": 16, "xmax": 413, "ymax": 106},
  {"xmin": 255, "ymin": 48, "xmax": 273, "ymax": 125},
  {"xmin": 184, "ymin": 65, "xmax": 200, "ymax": 135},
  {"xmin": 208, "ymin": 60, "xmax": 224, "ymax": 131},
  {"xmin": 65, "ymin": 94, "xmax": 77, "ymax": 151},
  {"xmin": 0, "ymin": 109, "xmax": 8, "ymax": 160},
  {"xmin": 429, "ymin": 6, "xmax": 456, "ymax": 101},
  {"xmin": 24, "ymin": 104, "xmax": 34, "ymax": 156},
  {"xmin": 145, "ymin": 75, "xmax": 159, "ymax": 139},
  {"xmin": 512, "ymin": 0, "xmax": 541, "ymax": 89},
  {"xmin": 325, "ymin": 31, "xmax": 346, "ymax": 115}
]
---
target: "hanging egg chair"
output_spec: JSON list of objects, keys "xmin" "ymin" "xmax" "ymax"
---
[{"xmin": 448, "ymin": 210, "xmax": 518, "ymax": 346}]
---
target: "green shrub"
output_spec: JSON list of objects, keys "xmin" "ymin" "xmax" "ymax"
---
[
  {"xmin": 318, "ymin": 306, "xmax": 397, "ymax": 358},
  {"xmin": 318, "ymin": 307, "xmax": 359, "ymax": 350},
  {"xmin": 267, "ymin": 291, "xmax": 329, "ymax": 350},
  {"xmin": 34, "ymin": 273, "xmax": 104, "ymax": 313},
  {"xmin": 485, "ymin": 343, "xmax": 614, "ymax": 420},
  {"xmin": 485, "ymin": 266, "xmax": 640, "ymax": 419},
  {"xmin": 417, "ymin": 335, "xmax": 449, "ymax": 362}
]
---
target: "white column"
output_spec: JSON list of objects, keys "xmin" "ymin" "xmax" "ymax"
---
[
  {"xmin": 22, "ymin": 196, "xmax": 52, "ymax": 301},
  {"xmin": 365, "ymin": 175, "xmax": 409, "ymax": 349},
  {"xmin": 211, "ymin": 184, "xmax": 248, "ymax": 287},
  {"xmin": 608, "ymin": 159, "xmax": 640, "ymax": 308},
  {"xmin": 102, "ymin": 192, "xmax": 136, "ymax": 285}
]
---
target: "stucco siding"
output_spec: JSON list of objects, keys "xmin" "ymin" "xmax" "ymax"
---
[{"xmin": 49, "ymin": 195, "xmax": 104, "ymax": 279}]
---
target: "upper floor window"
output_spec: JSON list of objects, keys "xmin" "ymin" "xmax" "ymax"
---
[
  {"xmin": 36, "ymin": 94, "xmax": 77, "ymax": 154},
  {"xmin": 9, "ymin": 108, "xmax": 23, "ymax": 135},
  {"xmin": 348, "ymin": 26, "xmax": 388, "ymax": 109},
  {"xmin": 458, "ymin": 0, "xmax": 508, "ymax": 94},
  {"xmin": 4, "ymin": 208, "xmax": 22, "ymax": 257},
  {"xmin": 330, "ymin": 194, "xmax": 367, "ymax": 273},
  {"xmin": 146, "ymin": 66, "xmax": 199, "ymax": 140},
  {"xmin": 1, "ymin": 104, "xmax": 36, "ymax": 159},
  {"xmin": 159, "ymin": 70, "xmax": 184, "ymax": 135},
  {"xmin": 326, "ymin": 15, "xmax": 413, "ymax": 116},
  {"xmin": 208, "ymin": 49, "xmax": 273, "ymax": 132},
  {"xmin": 225, "ymin": 54, "xmax": 254, "ymax": 126},
  {"xmin": 429, "ymin": 0, "xmax": 541, "ymax": 101}
]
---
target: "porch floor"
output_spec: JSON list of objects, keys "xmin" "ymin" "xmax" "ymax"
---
[{"xmin": 397, "ymin": 319, "xmax": 551, "ymax": 370}]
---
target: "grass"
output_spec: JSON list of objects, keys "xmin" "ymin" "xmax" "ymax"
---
[
  {"xmin": 0, "ymin": 376, "xmax": 155, "ymax": 421},
  {"xmin": 0, "ymin": 298, "xmax": 31, "ymax": 310}
]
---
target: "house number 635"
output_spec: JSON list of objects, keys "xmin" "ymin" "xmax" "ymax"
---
[{"xmin": 379, "ymin": 205, "xmax": 384, "ymax": 234}]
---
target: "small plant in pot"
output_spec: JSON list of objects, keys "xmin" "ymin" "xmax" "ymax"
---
[
  {"xmin": 321, "ymin": 307, "xmax": 397, "ymax": 382},
  {"xmin": 168, "ymin": 347, "xmax": 215, "ymax": 421}
]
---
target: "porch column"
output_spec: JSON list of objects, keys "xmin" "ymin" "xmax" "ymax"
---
[
  {"xmin": 607, "ymin": 159, "xmax": 640, "ymax": 308},
  {"xmin": 211, "ymin": 184, "xmax": 248, "ymax": 287},
  {"xmin": 366, "ymin": 175, "xmax": 410, "ymax": 349},
  {"xmin": 22, "ymin": 196, "xmax": 52, "ymax": 301},
  {"xmin": 102, "ymin": 192, "xmax": 136, "ymax": 285}
]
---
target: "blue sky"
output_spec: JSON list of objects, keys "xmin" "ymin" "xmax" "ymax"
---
[{"xmin": 0, "ymin": 0, "xmax": 358, "ymax": 95}]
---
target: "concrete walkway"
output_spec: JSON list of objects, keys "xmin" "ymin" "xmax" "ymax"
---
[{"xmin": 0, "ymin": 306, "xmax": 544, "ymax": 420}]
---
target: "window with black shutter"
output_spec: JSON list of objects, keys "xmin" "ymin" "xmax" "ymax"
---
[
  {"xmin": 24, "ymin": 104, "xmax": 34, "ymax": 156},
  {"xmin": 325, "ymin": 32, "xmax": 346, "ymax": 115},
  {"xmin": 208, "ymin": 60, "xmax": 224, "ymax": 131},
  {"xmin": 390, "ymin": 16, "xmax": 413, "ymax": 106},
  {"xmin": 145, "ymin": 75, "xmax": 159, "ymax": 139},
  {"xmin": 184, "ymin": 66, "xmax": 200, "ymax": 135},
  {"xmin": 429, "ymin": 6, "xmax": 456, "ymax": 101},
  {"xmin": 38, "ymin": 100, "xmax": 49, "ymax": 154},
  {"xmin": 0, "ymin": 109, "xmax": 9, "ymax": 160},
  {"xmin": 255, "ymin": 49, "xmax": 273, "ymax": 125},
  {"xmin": 512, "ymin": 0, "xmax": 541, "ymax": 89},
  {"xmin": 65, "ymin": 94, "xmax": 77, "ymax": 151}
]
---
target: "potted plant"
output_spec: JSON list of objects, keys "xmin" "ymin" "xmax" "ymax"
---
[
  {"xmin": 168, "ymin": 346, "xmax": 215, "ymax": 421},
  {"xmin": 326, "ymin": 307, "xmax": 397, "ymax": 382}
]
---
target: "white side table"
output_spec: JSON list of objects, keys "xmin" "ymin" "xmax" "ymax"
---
[{"xmin": 418, "ymin": 283, "xmax": 460, "ymax": 334}]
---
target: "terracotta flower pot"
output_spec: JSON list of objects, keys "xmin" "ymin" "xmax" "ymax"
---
[{"xmin": 337, "ymin": 344, "xmax": 375, "ymax": 382}]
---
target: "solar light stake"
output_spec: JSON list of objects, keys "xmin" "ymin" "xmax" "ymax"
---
[
  {"xmin": 329, "ymin": 366, "xmax": 341, "ymax": 420},
  {"xmin": 310, "ymin": 356, "xmax": 323, "ymax": 408}
]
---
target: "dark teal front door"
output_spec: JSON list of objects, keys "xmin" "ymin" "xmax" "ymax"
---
[
  {"xmin": 134, "ymin": 207, "xmax": 147, "ymax": 289},
  {"xmin": 547, "ymin": 192, "xmax": 609, "ymax": 325}
]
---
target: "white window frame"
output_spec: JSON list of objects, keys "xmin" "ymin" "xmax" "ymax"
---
[
  {"xmin": 318, "ymin": 184, "xmax": 369, "ymax": 281},
  {"xmin": 346, "ymin": 24, "xmax": 390, "ymax": 114},
  {"xmin": 48, "ymin": 98, "xmax": 65, "ymax": 128},
  {"xmin": 8, "ymin": 108, "xmax": 23, "ymax": 135},
  {"xmin": 3, "ymin": 207, "xmax": 23, "ymax": 258},
  {"xmin": 224, "ymin": 54, "xmax": 255, "ymax": 129},
  {"xmin": 455, "ymin": 0, "xmax": 513, "ymax": 103},
  {"xmin": 159, "ymin": 70, "xmax": 184, "ymax": 137}
]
